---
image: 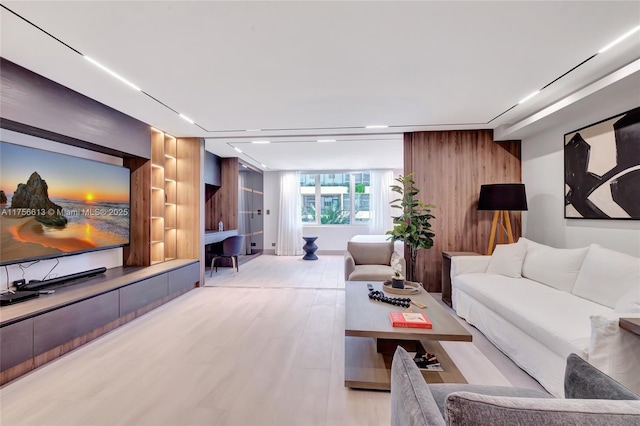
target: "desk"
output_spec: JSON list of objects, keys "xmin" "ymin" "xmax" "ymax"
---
[{"xmin": 204, "ymin": 230, "xmax": 238, "ymax": 245}]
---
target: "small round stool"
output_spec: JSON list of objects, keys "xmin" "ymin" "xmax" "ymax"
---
[{"xmin": 302, "ymin": 236, "xmax": 318, "ymax": 260}]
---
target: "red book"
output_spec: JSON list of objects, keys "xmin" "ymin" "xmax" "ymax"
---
[{"xmin": 389, "ymin": 312, "xmax": 432, "ymax": 329}]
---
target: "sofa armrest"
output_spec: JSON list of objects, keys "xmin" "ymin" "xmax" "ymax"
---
[
  {"xmin": 446, "ymin": 392, "xmax": 640, "ymax": 425},
  {"xmin": 344, "ymin": 251, "xmax": 355, "ymax": 281},
  {"xmin": 589, "ymin": 313, "xmax": 640, "ymax": 394},
  {"xmin": 391, "ymin": 347, "xmax": 446, "ymax": 426},
  {"xmin": 450, "ymin": 255, "xmax": 491, "ymax": 278}
]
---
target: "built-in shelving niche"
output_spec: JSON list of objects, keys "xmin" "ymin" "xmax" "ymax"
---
[{"xmin": 150, "ymin": 129, "xmax": 178, "ymax": 264}]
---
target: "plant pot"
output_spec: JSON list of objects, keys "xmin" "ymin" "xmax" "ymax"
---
[{"xmin": 391, "ymin": 277, "xmax": 405, "ymax": 289}]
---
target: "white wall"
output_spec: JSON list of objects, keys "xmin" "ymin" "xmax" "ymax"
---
[
  {"xmin": 263, "ymin": 171, "xmax": 279, "ymax": 253},
  {"xmin": 522, "ymin": 109, "xmax": 640, "ymax": 257}
]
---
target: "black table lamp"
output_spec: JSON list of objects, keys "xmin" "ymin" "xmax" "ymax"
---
[{"xmin": 478, "ymin": 184, "xmax": 528, "ymax": 255}]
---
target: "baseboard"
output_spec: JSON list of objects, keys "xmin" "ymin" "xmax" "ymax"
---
[
  {"xmin": 263, "ymin": 249, "xmax": 345, "ymax": 256},
  {"xmin": 317, "ymin": 250, "xmax": 345, "ymax": 255}
]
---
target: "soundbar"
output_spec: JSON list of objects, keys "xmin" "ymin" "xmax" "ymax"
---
[{"xmin": 18, "ymin": 267, "xmax": 107, "ymax": 291}]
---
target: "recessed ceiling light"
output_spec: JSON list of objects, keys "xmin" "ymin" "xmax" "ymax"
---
[
  {"xmin": 317, "ymin": 139, "xmax": 336, "ymax": 143},
  {"xmin": 234, "ymin": 147, "xmax": 243, "ymax": 153},
  {"xmin": 261, "ymin": 164, "xmax": 267, "ymax": 168},
  {"xmin": 246, "ymin": 129, "xmax": 261, "ymax": 132},
  {"xmin": 598, "ymin": 25, "xmax": 640, "ymax": 54},
  {"xmin": 241, "ymin": 164, "xmax": 248, "ymax": 168},
  {"xmin": 252, "ymin": 140, "xmax": 271, "ymax": 144},
  {"xmin": 84, "ymin": 56, "xmax": 141, "ymax": 91},
  {"xmin": 179, "ymin": 114, "xmax": 195, "ymax": 124},
  {"xmin": 365, "ymin": 125, "xmax": 389, "ymax": 129},
  {"xmin": 518, "ymin": 90, "xmax": 540, "ymax": 104}
]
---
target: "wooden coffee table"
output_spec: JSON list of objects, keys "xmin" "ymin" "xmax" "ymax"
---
[{"xmin": 344, "ymin": 281, "xmax": 472, "ymax": 390}]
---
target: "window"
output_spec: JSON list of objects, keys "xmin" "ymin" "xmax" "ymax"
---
[
  {"xmin": 300, "ymin": 172, "xmax": 370, "ymax": 224},
  {"xmin": 300, "ymin": 173, "xmax": 316, "ymax": 223}
]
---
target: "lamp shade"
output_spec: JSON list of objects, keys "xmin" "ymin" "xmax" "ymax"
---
[{"xmin": 478, "ymin": 184, "xmax": 528, "ymax": 211}]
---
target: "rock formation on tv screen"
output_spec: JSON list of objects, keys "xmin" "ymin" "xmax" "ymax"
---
[
  {"xmin": 11, "ymin": 172, "xmax": 68, "ymax": 226},
  {"xmin": 0, "ymin": 190, "xmax": 6, "ymax": 204}
]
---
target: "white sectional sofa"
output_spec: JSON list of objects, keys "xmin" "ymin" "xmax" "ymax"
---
[{"xmin": 451, "ymin": 238, "xmax": 640, "ymax": 397}]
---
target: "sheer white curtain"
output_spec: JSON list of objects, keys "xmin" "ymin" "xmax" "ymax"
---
[
  {"xmin": 368, "ymin": 169, "xmax": 395, "ymax": 235},
  {"xmin": 276, "ymin": 171, "xmax": 303, "ymax": 256}
]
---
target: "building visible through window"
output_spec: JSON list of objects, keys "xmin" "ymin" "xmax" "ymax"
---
[{"xmin": 300, "ymin": 172, "xmax": 370, "ymax": 224}]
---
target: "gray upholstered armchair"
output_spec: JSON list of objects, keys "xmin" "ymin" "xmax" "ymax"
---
[
  {"xmin": 391, "ymin": 346, "xmax": 640, "ymax": 426},
  {"xmin": 344, "ymin": 241, "xmax": 406, "ymax": 281}
]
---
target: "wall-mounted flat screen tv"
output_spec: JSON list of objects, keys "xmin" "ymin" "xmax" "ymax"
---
[{"xmin": 0, "ymin": 141, "xmax": 130, "ymax": 266}]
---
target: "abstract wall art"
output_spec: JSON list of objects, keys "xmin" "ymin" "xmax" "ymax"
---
[{"xmin": 564, "ymin": 106, "xmax": 640, "ymax": 219}]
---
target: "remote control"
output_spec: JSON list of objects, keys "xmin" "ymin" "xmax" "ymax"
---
[{"xmin": 367, "ymin": 283, "xmax": 374, "ymax": 291}]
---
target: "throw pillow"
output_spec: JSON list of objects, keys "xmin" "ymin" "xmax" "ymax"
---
[
  {"xmin": 564, "ymin": 353, "xmax": 640, "ymax": 400},
  {"xmin": 572, "ymin": 245, "xmax": 640, "ymax": 309},
  {"xmin": 522, "ymin": 242, "xmax": 589, "ymax": 292},
  {"xmin": 614, "ymin": 287, "xmax": 640, "ymax": 313},
  {"xmin": 486, "ymin": 241, "xmax": 527, "ymax": 278}
]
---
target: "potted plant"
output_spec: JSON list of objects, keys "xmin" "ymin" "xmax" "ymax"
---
[
  {"xmin": 391, "ymin": 269, "xmax": 405, "ymax": 289},
  {"xmin": 386, "ymin": 174, "xmax": 436, "ymax": 282}
]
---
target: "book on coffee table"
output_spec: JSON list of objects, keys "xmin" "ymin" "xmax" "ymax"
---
[
  {"xmin": 410, "ymin": 352, "xmax": 444, "ymax": 371},
  {"xmin": 389, "ymin": 312, "xmax": 432, "ymax": 329}
]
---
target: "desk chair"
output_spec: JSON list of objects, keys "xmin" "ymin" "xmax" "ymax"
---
[{"xmin": 210, "ymin": 235, "xmax": 245, "ymax": 277}]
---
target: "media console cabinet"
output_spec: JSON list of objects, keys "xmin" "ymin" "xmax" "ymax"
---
[{"xmin": 0, "ymin": 259, "xmax": 199, "ymax": 385}]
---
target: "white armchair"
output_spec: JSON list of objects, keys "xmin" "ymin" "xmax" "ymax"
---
[{"xmin": 344, "ymin": 241, "xmax": 406, "ymax": 281}]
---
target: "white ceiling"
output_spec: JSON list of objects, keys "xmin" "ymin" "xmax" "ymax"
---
[{"xmin": 1, "ymin": 1, "xmax": 639, "ymax": 171}]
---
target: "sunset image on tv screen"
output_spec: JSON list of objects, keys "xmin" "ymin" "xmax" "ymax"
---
[{"xmin": 0, "ymin": 142, "xmax": 130, "ymax": 265}]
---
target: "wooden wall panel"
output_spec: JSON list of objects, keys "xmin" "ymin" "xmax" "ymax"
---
[
  {"xmin": 123, "ymin": 157, "xmax": 151, "ymax": 266},
  {"xmin": 209, "ymin": 157, "xmax": 239, "ymax": 231},
  {"xmin": 0, "ymin": 58, "xmax": 150, "ymax": 159},
  {"xmin": 176, "ymin": 137, "xmax": 203, "ymax": 262},
  {"xmin": 404, "ymin": 130, "xmax": 521, "ymax": 292}
]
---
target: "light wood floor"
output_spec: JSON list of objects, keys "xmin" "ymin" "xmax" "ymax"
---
[{"xmin": 0, "ymin": 255, "xmax": 543, "ymax": 425}]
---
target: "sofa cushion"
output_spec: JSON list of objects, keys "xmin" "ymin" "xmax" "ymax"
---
[
  {"xmin": 486, "ymin": 241, "xmax": 527, "ymax": 278},
  {"xmin": 429, "ymin": 383, "xmax": 551, "ymax": 419},
  {"xmin": 614, "ymin": 287, "xmax": 640, "ymax": 313},
  {"xmin": 391, "ymin": 347, "xmax": 445, "ymax": 426},
  {"xmin": 520, "ymin": 238, "xmax": 589, "ymax": 292},
  {"xmin": 348, "ymin": 264, "xmax": 394, "ymax": 281},
  {"xmin": 572, "ymin": 245, "xmax": 640, "ymax": 308},
  {"xmin": 347, "ymin": 241, "xmax": 393, "ymax": 266},
  {"xmin": 454, "ymin": 273, "xmax": 613, "ymax": 359},
  {"xmin": 445, "ymin": 391, "xmax": 640, "ymax": 425},
  {"xmin": 565, "ymin": 353, "xmax": 640, "ymax": 400}
]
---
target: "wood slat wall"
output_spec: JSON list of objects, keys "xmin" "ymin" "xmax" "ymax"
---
[
  {"xmin": 208, "ymin": 157, "xmax": 239, "ymax": 231},
  {"xmin": 123, "ymin": 157, "xmax": 151, "ymax": 266},
  {"xmin": 404, "ymin": 130, "xmax": 522, "ymax": 292},
  {"xmin": 176, "ymin": 137, "xmax": 204, "ymax": 283}
]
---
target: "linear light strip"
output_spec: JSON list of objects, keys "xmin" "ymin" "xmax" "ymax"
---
[
  {"xmin": 1, "ymin": 4, "xmax": 206, "ymax": 129},
  {"xmin": 227, "ymin": 143, "xmax": 268, "ymax": 170},
  {"xmin": 84, "ymin": 56, "xmax": 141, "ymax": 91},
  {"xmin": 518, "ymin": 90, "xmax": 540, "ymax": 105},
  {"xmin": 509, "ymin": 25, "xmax": 640, "ymax": 111},
  {"xmin": 598, "ymin": 25, "xmax": 640, "ymax": 53},
  {"xmin": 179, "ymin": 114, "xmax": 194, "ymax": 124}
]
